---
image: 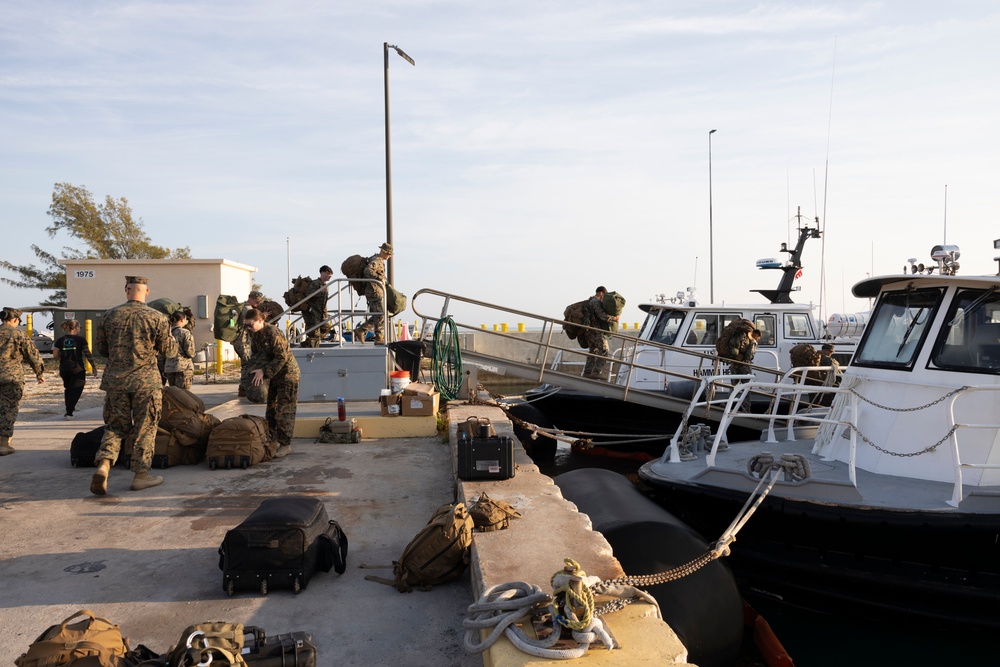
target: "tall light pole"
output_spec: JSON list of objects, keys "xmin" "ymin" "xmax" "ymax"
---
[
  {"xmin": 384, "ymin": 42, "xmax": 414, "ymax": 286},
  {"xmin": 708, "ymin": 129, "xmax": 717, "ymax": 303}
]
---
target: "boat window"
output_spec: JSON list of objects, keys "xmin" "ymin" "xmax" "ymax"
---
[
  {"xmin": 783, "ymin": 313, "xmax": 814, "ymax": 339},
  {"xmin": 685, "ymin": 313, "xmax": 740, "ymax": 347},
  {"xmin": 932, "ymin": 288, "xmax": 1000, "ymax": 373},
  {"xmin": 753, "ymin": 314, "xmax": 777, "ymax": 347},
  {"xmin": 853, "ymin": 287, "xmax": 943, "ymax": 369},
  {"xmin": 647, "ymin": 310, "xmax": 685, "ymax": 345}
]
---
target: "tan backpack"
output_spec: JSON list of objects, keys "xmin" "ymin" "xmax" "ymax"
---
[
  {"xmin": 340, "ymin": 255, "xmax": 370, "ymax": 294},
  {"xmin": 15, "ymin": 609, "xmax": 130, "ymax": 667},
  {"xmin": 159, "ymin": 386, "xmax": 211, "ymax": 447},
  {"xmin": 562, "ymin": 300, "xmax": 591, "ymax": 348},
  {"xmin": 158, "ymin": 622, "xmax": 248, "ymax": 667}
]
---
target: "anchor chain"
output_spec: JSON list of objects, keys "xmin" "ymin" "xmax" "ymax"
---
[{"xmin": 845, "ymin": 423, "xmax": 960, "ymax": 458}]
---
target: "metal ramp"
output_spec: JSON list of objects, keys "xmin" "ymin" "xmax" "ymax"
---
[{"xmin": 410, "ymin": 288, "xmax": 785, "ymax": 424}]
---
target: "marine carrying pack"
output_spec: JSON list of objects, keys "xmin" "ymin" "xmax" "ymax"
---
[
  {"xmin": 15, "ymin": 609, "xmax": 130, "ymax": 667},
  {"xmin": 715, "ymin": 318, "xmax": 756, "ymax": 360},
  {"xmin": 283, "ymin": 276, "xmax": 313, "ymax": 313}
]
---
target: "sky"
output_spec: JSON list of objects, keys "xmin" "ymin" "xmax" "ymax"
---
[{"xmin": 2, "ymin": 1, "xmax": 999, "ymax": 332}]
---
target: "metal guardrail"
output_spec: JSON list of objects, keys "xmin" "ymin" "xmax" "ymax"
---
[{"xmin": 278, "ymin": 278, "xmax": 390, "ymax": 347}]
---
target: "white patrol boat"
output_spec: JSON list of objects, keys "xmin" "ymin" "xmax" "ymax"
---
[
  {"xmin": 638, "ymin": 242, "xmax": 1000, "ymax": 630},
  {"xmin": 518, "ymin": 215, "xmax": 867, "ymax": 457}
]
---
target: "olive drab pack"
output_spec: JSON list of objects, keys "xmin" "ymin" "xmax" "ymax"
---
[
  {"xmin": 467, "ymin": 492, "xmax": 522, "ymax": 533},
  {"xmin": 160, "ymin": 622, "xmax": 248, "ymax": 667},
  {"xmin": 148, "ymin": 297, "xmax": 182, "ymax": 318},
  {"xmin": 601, "ymin": 291, "xmax": 627, "ymax": 332},
  {"xmin": 366, "ymin": 503, "xmax": 474, "ymax": 592},
  {"xmin": 214, "ymin": 294, "xmax": 241, "ymax": 343},
  {"xmin": 386, "ymin": 284, "xmax": 408, "ymax": 317},
  {"xmin": 562, "ymin": 300, "xmax": 591, "ymax": 348},
  {"xmin": 715, "ymin": 318, "xmax": 756, "ymax": 360},
  {"xmin": 283, "ymin": 275, "xmax": 313, "ymax": 313},
  {"xmin": 15, "ymin": 609, "xmax": 130, "ymax": 667},
  {"xmin": 340, "ymin": 255, "xmax": 370, "ymax": 294}
]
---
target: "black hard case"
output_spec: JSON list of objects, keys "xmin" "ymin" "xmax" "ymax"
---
[
  {"xmin": 456, "ymin": 435, "xmax": 515, "ymax": 480},
  {"xmin": 219, "ymin": 496, "xmax": 347, "ymax": 596}
]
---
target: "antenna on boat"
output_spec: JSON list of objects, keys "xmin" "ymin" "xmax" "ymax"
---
[
  {"xmin": 943, "ymin": 184, "xmax": 948, "ymax": 245},
  {"xmin": 818, "ymin": 37, "xmax": 837, "ymax": 326}
]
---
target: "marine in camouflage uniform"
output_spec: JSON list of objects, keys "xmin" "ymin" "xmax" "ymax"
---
[
  {"xmin": 301, "ymin": 266, "xmax": 333, "ymax": 348},
  {"xmin": 233, "ymin": 290, "xmax": 263, "ymax": 397},
  {"xmin": 164, "ymin": 310, "xmax": 195, "ymax": 389},
  {"xmin": 583, "ymin": 287, "xmax": 618, "ymax": 380},
  {"xmin": 730, "ymin": 330, "xmax": 760, "ymax": 379},
  {"xmin": 91, "ymin": 276, "xmax": 177, "ymax": 495},
  {"xmin": 0, "ymin": 307, "xmax": 46, "ymax": 456},
  {"xmin": 245, "ymin": 307, "xmax": 300, "ymax": 456},
  {"xmin": 356, "ymin": 243, "xmax": 393, "ymax": 344}
]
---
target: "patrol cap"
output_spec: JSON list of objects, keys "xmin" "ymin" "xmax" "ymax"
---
[
  {"xmin": 1, "ymin": 307, "xmax": 22, "ymax": 320},
  {"xmin": 821, "ymin": 343, "xmax": 835, "ymax": 352},
  {"xmin": 248, "ymin": 290, "xmax": 263, "ymax": 300},
  {"xmin": 379, "ymin": 242, "xmax": 393, "ymax": 255},
  {"xmin": 125, "ymin": 276, "xmax": 149, "ymax": 286}
]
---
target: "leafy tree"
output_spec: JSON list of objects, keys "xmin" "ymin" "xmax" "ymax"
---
[{"xmin": 0, "ymin": 183, "xmax": 191, "ymax": 306}]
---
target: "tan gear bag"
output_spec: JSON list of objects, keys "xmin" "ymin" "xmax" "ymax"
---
[
  {"xmin": 15, "ymin": 609, "xmax": 130, "ymax": 667},
  {"xmin": 468, "ymin": 492, "xmax": 522, "ymax": 532},
  {"xmin": 162, "ymin": 622, "xmax": 248, "ymax": 667}
]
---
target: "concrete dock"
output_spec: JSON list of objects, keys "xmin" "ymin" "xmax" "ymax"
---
[{"xmin": 0, "ymin": 383, "xmax": 692, "ymax": 665}]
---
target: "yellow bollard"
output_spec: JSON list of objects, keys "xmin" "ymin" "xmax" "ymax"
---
[
  {"xmin": 84, "ymin": 320, "xmax": 94, "ymax": 373},
  {"xmin": 216, "ymin": 340, "xmax": 224, "ymax": 375},
  {"xmin": 634, "ymin": 322, "xmax": 639, "ymax": 329},
  {"xmin": 622, "ymin": 322, "xmax": 628, "ymax": 330},
  {"xmin": 493, "ymin": 324, "xmax": 499, "ymax": 331},
  {"xmin": 501, "ymin": 323, "xmax": 509, "ymax": 332},
  {"xmin": 481, "ymin": 324, "xmax": 487, "ymax": 329},
  {"xmin": 518, "ymin": 323, "xmax": 525, "ymax": 332}
]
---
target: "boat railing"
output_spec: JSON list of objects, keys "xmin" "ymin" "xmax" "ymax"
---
[{"xmin": 945, "ymin": 386, "xmax": 1000, "ymax": 507}]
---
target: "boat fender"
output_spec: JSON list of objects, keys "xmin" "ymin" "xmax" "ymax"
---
[{"xmin": 555, "ymin": 468, "xmax": 743, "ymax": 667}]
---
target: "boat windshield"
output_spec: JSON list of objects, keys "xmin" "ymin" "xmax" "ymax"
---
[
  {"xmin": 853, "ymin": 287, "xmax": 944, "ymax": 369},
  {"xmin": 933, "ymin": 287, "xmax": 1000, "ymax": 373},
  {"xmin": 644, "ymin": 309, "xmax": 686, "ymax": 345}
]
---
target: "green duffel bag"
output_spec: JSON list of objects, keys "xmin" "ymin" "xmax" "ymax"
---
[
  {"xmin": 214, "ymin": 294, "xmax": 242, "ymax": 342},
  {"xmin": 386, "ymin": 285, "xmax": 408, "ymax": 317},
  {"xmin": 602, "ymin": 291, "xmax": 626, "ymax": 332}
]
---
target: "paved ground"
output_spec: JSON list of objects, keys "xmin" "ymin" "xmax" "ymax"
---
[{"xmin": 0, "ymin": 383, "xmax": 481, "ymax": 665}]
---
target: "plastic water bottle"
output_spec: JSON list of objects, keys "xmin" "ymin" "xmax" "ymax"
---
[{"xmin": 337, "ymin": 397, "xmax": 346, "ymax": 421}]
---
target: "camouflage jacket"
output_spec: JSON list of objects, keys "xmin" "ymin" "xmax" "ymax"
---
[
  {"xmin": 248, "ymin": 323, "xmax": 300, "ymax": 382},
  {"xmin": 586, "ymin": 296, "xmax": 614, "ymax": 333},
  {"xmin": 363, "ymin": 255, "xmax": 387, "ymax": 285},
  {"xmin": 96, "ymin": 300, "xmax": 177, "ymax": 392},
  {"xmin": 0, "ymin": 326, "xmax": 45, "ymax": 384},
  {"xmin": 164, "ymin": 325, "xmax": 195, "ymax": 373},
  {"xmin": 306, "ymin": 278, "xmax": 329, "ymax": 316}
]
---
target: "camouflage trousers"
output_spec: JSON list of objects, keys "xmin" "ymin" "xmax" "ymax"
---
[
  {"xmin": 265, "ymin": 376, "xmax": 299, "ymax": 447},
  {"xmin": 165, "ymin": 371, "xmax": 193, "ymax": 390},
  {"xmin": 363, "ymin": 285, "xmax": 386, "ymax": 340},
  {"xmin": 583, "ymin": 331, "xmax": 611, "ymax": 379},
  {"xmin": 302, "ymin": 308, "xmax": 330, "ymax": 347},
  {"xmin": 98, "ymin": 388, "xmax": 163, "ymax": 474},
  {"xmin": 0, "ymin": 382, "xmax": 24, "ymax": 437}
]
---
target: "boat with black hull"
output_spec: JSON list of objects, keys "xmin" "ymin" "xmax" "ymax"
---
[
  {"xmin": 512, "ymin": 215, "xmax": 866, "ymax": 458},
  {"xmin": 638, "ymin": 243, "xmax": 1000, "ymax": 630}
]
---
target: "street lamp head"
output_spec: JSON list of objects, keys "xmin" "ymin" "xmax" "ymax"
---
[
  {"xmin": 709, "ymin": 129, "xmax": 717, "ymax": 135},
  {"xmin": 387, "ymin": 44, "xmax": 415, "ymax": 66}
]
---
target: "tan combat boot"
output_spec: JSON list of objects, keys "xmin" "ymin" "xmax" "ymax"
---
[
  {"xmin": 130, "ymin": 472, "xmax": 164, "ymax": 491},
  {"xmin": 90, "ymin": 459, "xmax": 111, "ymax": 495},
  {"xmin": 0, "ymin": 435, "xmax": 14, "ymax": 456}
]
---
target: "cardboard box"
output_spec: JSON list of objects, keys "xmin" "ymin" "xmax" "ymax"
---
[
  {"xmin": 403, "ymin": 382, "xmax": 436, "ymax": 397},
  {"xmin": 380, "ymin": 394, "xmax": 402, "ymax": 417},
  {"xmin": 400, "ymin": 391, "xmax": 440, "ymax": 416}
]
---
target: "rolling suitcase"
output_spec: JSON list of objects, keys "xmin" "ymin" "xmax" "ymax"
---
[{"xmin": 219, "ymin": 496, "xmax": 348, "ymax": 596}]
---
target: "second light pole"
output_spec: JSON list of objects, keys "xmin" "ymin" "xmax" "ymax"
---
[
  {"xmin": 384, "ymin": 42, "xmax": 415, "ymax": 286},
  {"xmin": 708, "ymin": 128, "xmax": 717, "ymax": 303}
]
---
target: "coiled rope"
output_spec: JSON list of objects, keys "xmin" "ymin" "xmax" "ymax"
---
[{"xmin": 431, "ymin": 316, "xmax": 463, "ymax": 400}]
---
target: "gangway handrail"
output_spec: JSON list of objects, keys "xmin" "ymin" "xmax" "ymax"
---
[
  {"xmin": 277, "ymin": 278, "xmax": 392, "ymax": 347},
  {"xmin": 411, "ymin": 288, "xmax": 790, "ymax": 420}
]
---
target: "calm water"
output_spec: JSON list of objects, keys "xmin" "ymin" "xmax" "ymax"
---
[{"xmin": 492, "ymin": 388, "xmax": 1000, "ymax": 667}]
